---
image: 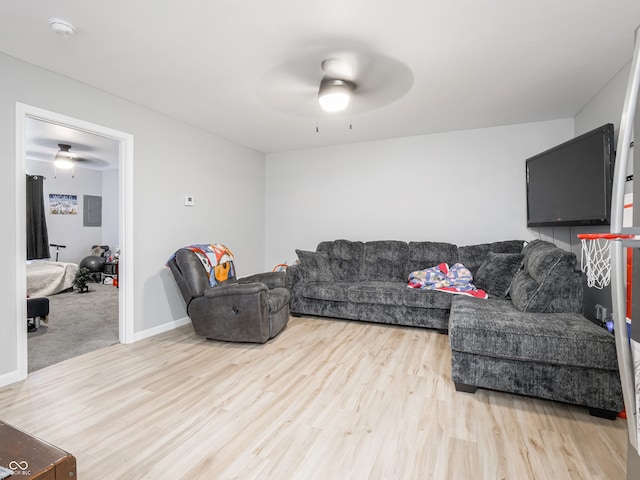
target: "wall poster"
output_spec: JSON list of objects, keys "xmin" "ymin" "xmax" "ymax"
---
[{"xmin": 49, "ymin": 194, "xmax": 78, "ymax": 215}]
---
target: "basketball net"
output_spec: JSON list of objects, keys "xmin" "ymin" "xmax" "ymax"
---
[
  {"xmin": 578, "ymin": 234, "xmax": 634, "ymax": 289},
  {"xmin": 580, "ymin": 237, "xmax": 612, "ymax": 289}
]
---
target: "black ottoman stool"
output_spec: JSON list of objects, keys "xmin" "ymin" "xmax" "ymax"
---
[{"xmin": 27, "ymin": 297, "xmax": 49, "ymax": 332}]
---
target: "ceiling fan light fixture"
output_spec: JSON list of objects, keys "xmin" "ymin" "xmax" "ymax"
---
[
  {"xmin": 318, "ymin": 79, "xmax": 354, "ymax": 113},
  {"xmin": 54, "ymin": 158, "xmax": 74, "ymax": 169},
  {"xmin": 54, "ymin": 144, "xmax": 75, "ymax": 169}
]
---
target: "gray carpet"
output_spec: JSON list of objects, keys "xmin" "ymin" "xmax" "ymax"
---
[{"xmin": 28, "ymin": 283, "xmax": 119, "ymax": 372}]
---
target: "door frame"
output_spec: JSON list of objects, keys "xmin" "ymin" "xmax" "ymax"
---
[{"xmin": 15, "ymin": 102, "xmax": 134, "ymax": 379}]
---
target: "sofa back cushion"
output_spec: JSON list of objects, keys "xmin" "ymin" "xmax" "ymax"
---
[
  {"xmin": 510, "ymin": 240, "xmax": 583, "ymax": 313},
  {"xmin": 458, "ymin": 240, "xmax": 524, "ymax": 278},
  {"xmin": 360, "ymin": 241, "xmax": 408, "ymax": 282},
  {"xmin": 474, "ymin": 252, "xmax": 524, "ymax": 298},
  {"xmin": 406, "ymin": 242, "xmax": 458, "ymax": 278},
  {"xmin": 295, "ymin": 250, "xmax": 334, "ymax": 282},
  {"xmin": 317, "ymin": 239, "xmax": 365, "ymax": 282}
]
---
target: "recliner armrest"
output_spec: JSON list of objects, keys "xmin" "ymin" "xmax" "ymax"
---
[
  {"xmin": 238, "ymin": 271, "xmax": 286, "ymax": 289},
  {"xmin": 204, "ymin": 282, "xmax": 268, "ymax": 299}
]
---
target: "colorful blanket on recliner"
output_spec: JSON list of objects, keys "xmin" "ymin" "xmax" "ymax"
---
[
  {"xmin": 167, "ymin": 243, "xmax": 235, "ymax": 287},
  {"xmin": 408, "ymin": 262, "xmax": 487, "ymax": 299}
]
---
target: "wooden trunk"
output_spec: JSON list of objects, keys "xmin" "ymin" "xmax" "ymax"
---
[{"xmin": 0, "ymin": 421, "xmax": 76, "ymax": 479}]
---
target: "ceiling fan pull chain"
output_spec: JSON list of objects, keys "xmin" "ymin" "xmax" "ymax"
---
[{"xmin": 349, "ymin": 102, "xmax": 353, "ymax": 130}]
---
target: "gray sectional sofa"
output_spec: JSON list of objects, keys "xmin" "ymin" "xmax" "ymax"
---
[
  {"xmin": 287, "ymin": 239, "xmax": 524, "ymax": 331},
  {"xmin": 286, "ymin": 238, "xmax": 623, "ymax": 417}
]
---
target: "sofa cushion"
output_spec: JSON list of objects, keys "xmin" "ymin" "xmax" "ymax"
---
[
  {"xmin": 360, "ymin": 241, "xmax": 408, "ymax": 282},
  {"xmin": 347, "ymin": 281, "xmax": 407, "ymax": 306},
  {"xmin": 510, "ymin": 240, "xmax": 582, "ymax": 313},
  {"xmin": 524, "ymin": 239, "xmax": 577, "ymax": 281},
  {"xmin": 406, "ymin": 241, "xmax": 458, "ymax": 278},
  {"xmin": 545, "ymin": 271, "xmax": 584, "ymax": 313},
  {"xmin": 474, "ymin": 252, "xmax": 524, "ymax": 298},
  {"xmin": 457, "ymin": 240, "xmax": 524, "ymax": 278},
  {"xmin": 402, "ymin": 287, "xmax": 453, "ymax": 309},
  {"xmin": 449, "ymin": 296, "xmax": 618, "ymax": 370},
  {"xmin": 317, "ymin": 239, "xmax": 364, "ymax": 282},
  {"xmin": 301, "ymin": 282, "xmax": 351, "ymax": 302},
  {"xmin": 295, "ymin": 249, "xmax": 334, "ymax": 282}
]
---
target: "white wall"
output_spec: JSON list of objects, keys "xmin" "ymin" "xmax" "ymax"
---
[
  {"xmin": 265, "ymin": 119, "xmax": 574, "ymax": 268},
  {"xmin": 102, "ymin": 168, "xmax": 119, "ymax": 254},
  {"xmin": 26, "ymin": 159, "xmax": 104, "ymax": 264},
  {"xmin": 575, "ymin": 64, "xmax": 631, "ymax": 138},
  {"xmin": 0, "ymin": 52, "xmax": 265, "ymax": 385}
]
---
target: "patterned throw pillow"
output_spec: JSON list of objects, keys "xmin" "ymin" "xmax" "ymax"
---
[
  {"xmin": 474, "ymin": 252, "xmax": 524, "ymax": 298},
  {"xmin": 295, "ymin": 250, "xmax": 334, "ymax": 282}
]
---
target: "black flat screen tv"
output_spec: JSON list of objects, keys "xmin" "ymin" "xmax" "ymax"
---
[{"xmin": 526, "ymin": 123, "xmax": 615, "ymax": 227}]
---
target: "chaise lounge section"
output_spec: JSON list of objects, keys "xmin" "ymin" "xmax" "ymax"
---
[{"xmin": 448, "ymin": 239, "xmax": 623, "ymax": 418}]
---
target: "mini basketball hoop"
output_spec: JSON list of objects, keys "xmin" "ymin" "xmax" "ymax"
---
[{"xmin": 577, "ymin": 233, "xmax": 634, "ymax": 289}]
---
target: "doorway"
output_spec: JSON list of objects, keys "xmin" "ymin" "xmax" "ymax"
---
[{"xmin": 15, "ymin": 103, "xmax": 134, "ymax": 379}]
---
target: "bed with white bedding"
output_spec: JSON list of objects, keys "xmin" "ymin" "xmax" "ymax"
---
[{"xmin": 27, "ymin": 260, "xmax": 79, "ymax": 296}]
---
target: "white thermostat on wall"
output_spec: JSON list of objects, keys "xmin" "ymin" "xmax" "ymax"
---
[{"xmin": 184, "ymin": 195, "xmax": 195, "ymax": 206}]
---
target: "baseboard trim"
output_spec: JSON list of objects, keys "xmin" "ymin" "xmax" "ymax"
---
[
  {"xmin": 0, "ymin": 369, "xmax": 26, "ymax": 389},
  {"xmin": 132, "ymin": 316, "xmax": 191, "ymax": 342}
]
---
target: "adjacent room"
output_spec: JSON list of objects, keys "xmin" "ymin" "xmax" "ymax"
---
[
  {"xmin": 0, "ymin": 1, "xmax": 639, "ymax": 479},
  {"xmin": 24, "ymin": 117, "xmax": 121, "ymax": 371}
]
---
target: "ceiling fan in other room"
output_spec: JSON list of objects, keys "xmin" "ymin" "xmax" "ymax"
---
[{"xmin": 52, "ymin": 143, "xmax": 109, "ymax": 176}]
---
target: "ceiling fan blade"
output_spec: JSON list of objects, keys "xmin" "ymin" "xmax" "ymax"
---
[
  {"xmin": 256, "ymin": 61, "xmax": 321, "ymax": 117},
  {"xmin": 74, "ymin": 156, "xmax": 111, "ymax": 168}
]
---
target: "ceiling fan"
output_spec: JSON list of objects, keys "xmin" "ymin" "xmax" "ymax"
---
[
  {"xmin": 53, "ymin": 143, "xmax": 108, "ymax": 170},
  {"xmin": 256, "ymin": 48, "xmax": 414, "ymax": 118}
]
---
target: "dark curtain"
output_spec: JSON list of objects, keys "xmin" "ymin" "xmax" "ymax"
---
[{"xmin": 26, "ymin": 174, "xmax": 50, "ymax": 260}]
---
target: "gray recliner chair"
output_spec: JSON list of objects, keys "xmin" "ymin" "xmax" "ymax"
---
[{"xmin": 168, "ymin": 249, "xmax": 290, "ymax": 343}]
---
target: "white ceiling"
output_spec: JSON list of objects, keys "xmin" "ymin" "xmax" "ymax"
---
[
  {"xmin": 2, "ymin": 1, "xmax": 640, "ymax": 154},
  {"xmin": 25, "ymin": 117, "xmax": 120, "ymax": 171}
]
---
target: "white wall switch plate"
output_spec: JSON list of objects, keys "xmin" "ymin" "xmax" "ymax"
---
[{"xmin": 184, "ymin": 195, "xmax": 195, "ymax": 206}]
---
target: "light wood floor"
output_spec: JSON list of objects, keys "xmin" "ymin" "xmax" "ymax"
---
[{"xmin": 0, "ymin": 316, "xmax": 628, "ymax": 479}]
